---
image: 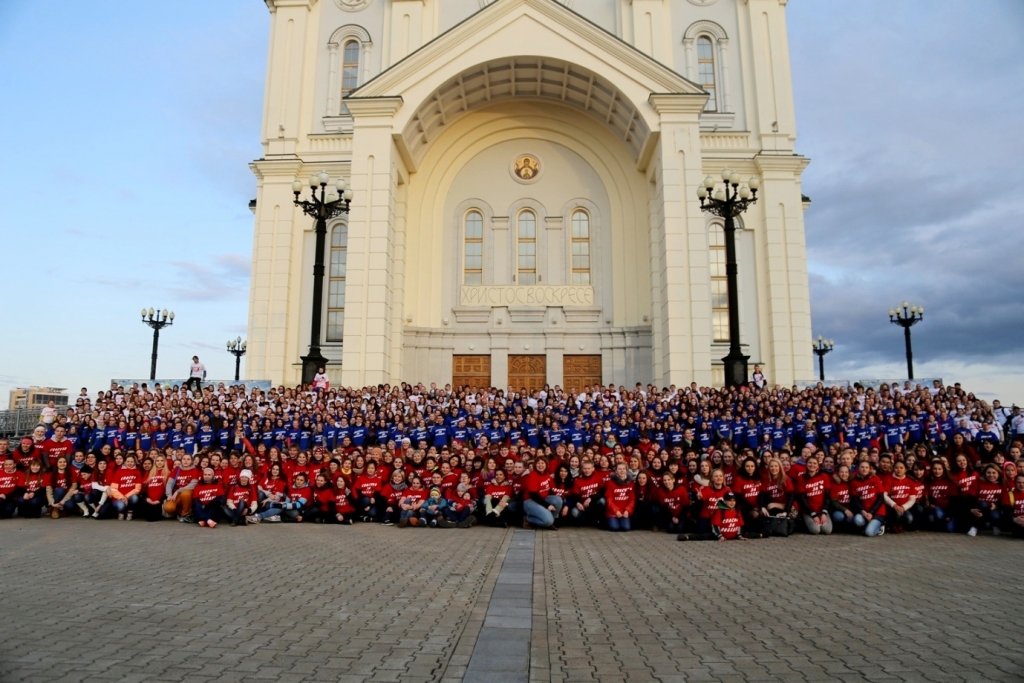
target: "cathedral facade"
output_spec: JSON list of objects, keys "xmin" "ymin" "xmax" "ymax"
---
[{"xmin": 246, "ymin": 0, "xmax": 813, "ymax": 390}]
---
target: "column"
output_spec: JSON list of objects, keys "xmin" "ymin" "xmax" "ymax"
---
[
  {"xmin": 648, "ymin": 94, "xmax": 713, "ymax": 387},
  {"xmin": 341, "ymin": 97, "xmax": 404, "ymax": 388},
  {"xmin": 754, "ymin": 154, "xmax": 813, "ymax": 385}
]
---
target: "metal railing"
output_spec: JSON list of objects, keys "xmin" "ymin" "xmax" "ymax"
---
[{"xmin": 0, "ymin": 409, "xmax": 49, "ymax": 438}]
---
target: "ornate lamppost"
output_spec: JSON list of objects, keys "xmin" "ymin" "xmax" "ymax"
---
[
  {"xmin": 812, "ymin": 335, "xmax": 834, "ymax": 382},
  {"xmin": 698, "ymin": 169, "xmax": 759, "ymax": 387},
  {"xmin": 889, "ymin": 301, "xmax": 924, "ymax": 379},
  {"xmin": 141, "ymin": 308, "xmax": 175, "ymax": 380},
  {"xmin": 227, "ymin": 337, "xmax": 246, "ymax": 382},
  {"xmin": 292, "ymin": 170, "xmax": 353, "ymax": 385}
]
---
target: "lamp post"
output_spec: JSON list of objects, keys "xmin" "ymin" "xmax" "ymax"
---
[
  {"xmin": 227, "ymin": 337, "xmax": 247, "ymax": 382},
  {"xmin": 141, "ymin": 308, "xmax": 175, "ymax": 380},
  {"xmin": 698, "ymin": 169, "xmax": 759, "ymax": 387},
  {"xmin": 812, "ymin": 335, "xmax": 834, "ymax": 382},
  {"xmin": 889, "ymin": 301, "xmax": 924, "ymax": 379},
  {"xmin": 293, "ymin": 170, "xmax": 353, "ymax": 385}
]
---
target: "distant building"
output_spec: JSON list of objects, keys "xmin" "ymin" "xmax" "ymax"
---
[{"xmin": 8, "ymin": 387, "xmax": 69, "ymax": 411}]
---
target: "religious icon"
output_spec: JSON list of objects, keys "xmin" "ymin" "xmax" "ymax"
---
[{"xmin": 513, "ymin": 155, "xmax": 540, "ymax": 181}]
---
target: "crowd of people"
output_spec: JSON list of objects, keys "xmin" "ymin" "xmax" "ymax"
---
[{"xmin": 1, "ymin": 376, "xmax": 1022, "ymax": 541}]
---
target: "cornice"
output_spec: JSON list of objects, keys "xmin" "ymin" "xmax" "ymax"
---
[{"xmin": 345, "ymin": 96, "xmax": 404, "ymax": 118}]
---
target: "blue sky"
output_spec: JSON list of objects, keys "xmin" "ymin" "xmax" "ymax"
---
[{"xmin": 0, "ymin": 1, "xmax": 1021, "ymax": 404}]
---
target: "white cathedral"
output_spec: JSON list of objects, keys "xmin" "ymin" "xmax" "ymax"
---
[{"xmin": 245, "ymin": 0, "xmax": 814, "ymax": 391}]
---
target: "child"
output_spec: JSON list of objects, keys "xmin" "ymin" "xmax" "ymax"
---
[
  {"xmin": 419, "ymin": 487, "xmax": 448, "ymax": 527},
  {"xmin": 678, "ymin": 492, "xmax": 749, "ymax": 541}
]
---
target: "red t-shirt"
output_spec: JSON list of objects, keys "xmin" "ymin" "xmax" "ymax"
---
[
  {"xmin": 796, "ymin": 472, "xmax": 830, "ymax": 513},
  {"xmin": 829, "ymin": 479, "xmax": 851, "ymax": 506},
  {"xmin": 484, "ymin": 482, "xmax": 513, "ymax": 502},
  {"xmin": 850, "ymin": 475, "xmax": 886, "ymax": 515},
  {"xmin": 953, "ymin": 471, "xmax": 979, "ymax": 497},
  {"xmin": 572, "ymin": 474, "xmax": 603, "ymax": 500},
  {"xmin": 49, "ymin": 468, "xmax": 74, "ymax": 491},
  {"xmin": 522, "ymin": 471, "xmax": 553, "ymax": 500},
  {"xmin": 171, "ymin": 467, "xmax": 200, "ymax": 492},
  {"xmin": 887, "ymin": 476, "xmax": 916, "ymax": 507},
  {"xmin": 735, "ymin": 477, "xmax": 762, "ymax": 506},
  {"xmin": 698, "ymin": 485, "xmax": 731, "ymax": 518},
  {"xmin": 41, "ymin": 438, "xmax": 75, "ymax": 467},
  {"xmin": 354, "ymin": 474, "xmax": 383, "ymax": 498},
  {"xmin": 227, "ymin": 483, "xmax": 258, "ymax": 508},
  {"xmin": 145, "ymin": 472, "xmax": 167, "ymax": 501},
  {"xmin": 927, "ymin": 479, "xmax": 957, "ymax": 508},
  {"xmin": 193, "ymin": 481, "xmax": 225, "ymax": 504},
  {"xmin": 604, "ymin": 478, "xmax": 636, "ymax": 518},
  {"xmin": 657, "ymin": 484, "xmax": 690, "ymax": 516},
  {"xmin": 712, "ymin": 507, "xmax": 743, "ymax": 539},
  {"xmin": 0, "ymin": 470, "xmax": 20, "ymax": 495},
  {"xmin": 975, "ymin": 481, "xmax": 1004, "ymax": 506}
]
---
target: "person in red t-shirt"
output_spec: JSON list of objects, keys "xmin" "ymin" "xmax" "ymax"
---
[
  {"xmin": 828, "ymin": 465, "xmax": 855, "ymax": 532},
  {"xmin": 521, "ymin": 458, "xmax": 558, "ymax": 529},
  {"xmin": 380, "ymin": 469, "xmax": 408, "ymax": 525},
  {"xmin": 483, "ymin": 469, "xmax": 513, "ymax": 527},
  {"xmin": 225, "ymin": 469, "xmax": 259, "ymax": 526},
  {"xmin": 967, "ymin": 464, "xmax": 1006, "ymax": 537},
  {"xmin": 926, "ymin": 459, "xmax": 959, "ymax": 533},
  {"xmin": 795, "ymin": 457, "xmax": 832, "ymax": 535},
  {"xmin": 106, "ymin": 454, "xmax": 143, "ymax": 521},
  {"xmin": 604, "ymin": 462, "xmax": 636, "ymax": 532},
  {"xmin": 191, "ymin": 468, "xmax": 226, "ymax": 528},
  {"xmin": 656, "ymin": 471, "xmax": 690, "ymax": 535},
  {"xmin": 851, "ymin": 460, "xmax": 886, "ymax": 537},
  {"xmin": 678, "ymin": 492, "xmax": 747, "ymax": 541},
  {"xmin": 883, "ymin": 461, "xmax": 918, "ymax": 533},
  {"xmin": 0, "ymin": 458, "xmax": 22, "ymax": 518},
  {"xmin": 18, "ymin": 459, "xmax": 49, "ymax": 518},
  {"xmin": 695, "ymin": 469, "xmax": 732, "ymax": 534},
  {"xmin": 1009, "ymin": 474, "xmax": 1024, "ymax": 538},
  {"xmin": 353, "ymin": 461, "xmax": 384, "ymax": 522}
]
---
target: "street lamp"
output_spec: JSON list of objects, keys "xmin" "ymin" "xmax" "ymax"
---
[
  {"xmin": 889, "ymin": 301, "xmax": 924, "ymax": 379},
  {"xmin": 293, "ymin": 170, "xmax": 353, "ymax": 385},
  {"xmin": 699, "ymin": 169, "xmax": 759, "ymax": 387},
  {"xmin": 227, "ymin": 337, "xmax": 247, "ymax": 382},
  {"xmin": 812, "ymin": 335, "xmax": 834, "ymax": 382},
  {"xmin": 141, "ymin": 308, "xmax": 175, "ymax": 380}
]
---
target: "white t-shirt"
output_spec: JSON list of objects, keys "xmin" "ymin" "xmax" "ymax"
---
[{"xmin": 190, "ymin": 362, "xmax": 206, "ymax": 379}]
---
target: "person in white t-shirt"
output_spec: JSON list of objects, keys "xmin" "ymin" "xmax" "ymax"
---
[
  {"xmin": 312, "ymin": 367, "xmax": 330, "ymax": 391},
  {"xmin": 185, "ymin": 356, "xmax": 206, "ymax": 393}
]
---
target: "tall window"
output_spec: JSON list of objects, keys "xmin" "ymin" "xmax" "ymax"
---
[
  {"xmin": 709, "ymin": 224, "xmax": 728, "ymax": 342},
  {"xmin": 570, "ymin": 209, "xmax": 591, "ymax": 285},
  {"xmin": 464, "ymin": 210, "xmax": 483, "ymax": 285},
  {"xmin": 697, "ymin": 36, "xmax": 717, "ymax": 112},
  {"xmin": 517, "ymin": 210, "xmax": 537, "ymax": 284},
  {"xmin": 327, "ymin": 224, "xmax": 348, "ymax": 341},
  {"xmin": 341, "ymin": 40, "xmax": 360, "ymax": 112}
]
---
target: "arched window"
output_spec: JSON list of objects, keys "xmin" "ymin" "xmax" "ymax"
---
[
  {"xmin": 517, "ymin": 210, "xmax": 537, "ymax": 285},
  {"xmin": 341, "ymin": 40, "xmax": 360, "ymax": 112},
  {"xmin": 697, "ymin": 36, "xmax": 717, "ymax": 112},
  {"xmin": 570, "ymin": 209, "xmax": 590, "ymax": 285},
  {"xmin": 464, "ymin": 210, "xmax": 483, "ymax": 285},
  {"xmin": 327, "ymin": 224, "xmax": 348, "ymax": 341},
  {"xmin": 709, "ymin": 224, "xmax": 728, "ymax": 342}
]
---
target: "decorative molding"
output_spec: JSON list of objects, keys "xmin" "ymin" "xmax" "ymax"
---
[
  {"xmin": 335, "ymin": 0, "xmax": 374, "ymax": 11},
  {"xmin": 329, "ymin": 24, "xmax": 372, "ymax": 46},
  {"xmin": 686, "ymin": 0, "xmax": 720, "ymax": 7},
  {"xmin": 684, "ymin": 20, "xmax": 728, "ymax": 41},
  {"xmin": 460, "ymin": 285, "xmax": 595, "ymax": 307}
]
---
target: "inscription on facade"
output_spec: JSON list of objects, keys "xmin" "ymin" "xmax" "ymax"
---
[{"xmin": 460, "ymin": 285, "xmax": 594, "ymax": 307}]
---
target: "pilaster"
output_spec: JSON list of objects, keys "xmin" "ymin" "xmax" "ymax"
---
[{"xmin": 341, "ymin": 97, "xmax": 405, "ymax": 388}]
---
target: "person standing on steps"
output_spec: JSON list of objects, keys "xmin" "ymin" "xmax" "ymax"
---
[{"xmin": 184, "ymin": 356, "xmax": 206, "ymax": 394}]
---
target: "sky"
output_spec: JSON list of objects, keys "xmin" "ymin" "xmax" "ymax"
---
[{"xmin": 0, "ymin": 1, "xmax": 1021, "ymax": 405}]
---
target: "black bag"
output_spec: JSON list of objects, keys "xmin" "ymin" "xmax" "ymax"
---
[{"xmin": 765, "ymin": 515, "xmax": 794, "ymax": 537}]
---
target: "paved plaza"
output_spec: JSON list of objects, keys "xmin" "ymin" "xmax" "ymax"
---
[{"xmin": 1, "ymin": 521, "xmax": 1022, "ymax": 683}]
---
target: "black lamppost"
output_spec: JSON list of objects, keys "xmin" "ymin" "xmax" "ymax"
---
[
  {"xmin": 812, "ymin": 335, "xmax": 834, "ymax": 382},
  {"xmin": 698, "ymin": 169, "xmax": 759, "ymax": 387},
  {"xmin": 292, "ymin": 170, "xmax": 352, "ymax": 385},
  {"xmin": 889, "ymin": 301, "xmax": 924, "ymax": 379},
  {"xmin": 141, "ymin": 308, "xmax": 175, "ymax": 380},
  {"xmin": 227, "ymin": 337, "xmax": 246, "ymax": 382}
]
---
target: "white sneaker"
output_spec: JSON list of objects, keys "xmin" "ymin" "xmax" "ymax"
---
[
  {"xmin": 967, "ymin": 527, "xmax": 978, "ymax": 537},
  {"xmin": 126, "ymin": 512, "xmax": 133, "ymax": 521},
  {"xmin": 877, "ymin": 525, "xmax": 885, "ymax": 537},
  {"xmin": 265, "ymin": 515, "xmax": 282, "ymax": 523},
  {"xmin": 118, "ymin": 513, "xmax": 125, "ymax": 521},
  {"xmin": 246, "ymin": 515, "xmax": 260, "ymax": 524}
]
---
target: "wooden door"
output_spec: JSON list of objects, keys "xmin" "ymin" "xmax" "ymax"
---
[
  {"xmin": 563, "ymin": 355, "xmax": 602, "ymax": 394},
  {"xmin": 452, "ymin": 355, "xmax": 491, "ymax": 390},
  {"xmin": 508, "ymin": 355, "xmax": 547, "ymax": 393}
]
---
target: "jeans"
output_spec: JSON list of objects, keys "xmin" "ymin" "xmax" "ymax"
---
[
  {"xmin": 399, "ymin": 509, "xmax": 419, "ymax": 522},
  {"xmin": 359, "ymin": 495, "xmax": 380, "ymax": 521},
  {"xmin": 523, "ymin": 496, "xmax": 562, "ymax": 528},
  {"xmin": 51, "ymin": 487, "xmax": 68, "ymax": 508},
  {"xmin": 854, "ymin": 513, "xmax": 883, "ymax": 537},
  {"xmin": 803, "ymin": 513, "xmax": 833, "ymax": 535},
  {"xmin": 607, "ymin": 516, "xmax": 631, "ymax": 532},
  {"xmin": 443, "ymin": 507, "xmax": 472, "ymax": 523},
  {"xmin": 222, "ymin": 503, "xmax": 249, "ymax": 525},
  {"xmin": 257, "ymin": 502, "xmax": 285, "ymax": 520},
  {"xmin": 0, "ymin": 496, "xmax": 18, "ymax": 518},
  {"xmin": 18, "ymin": 491, "xmax": 47, "ymax": 518},
  {"xmin": 113, "ymin": 495, "xmax": 139, "ymax": 514},
  {"xmin": 192, "ymin": 499, "xmax": 222, "ymax": 524}
]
